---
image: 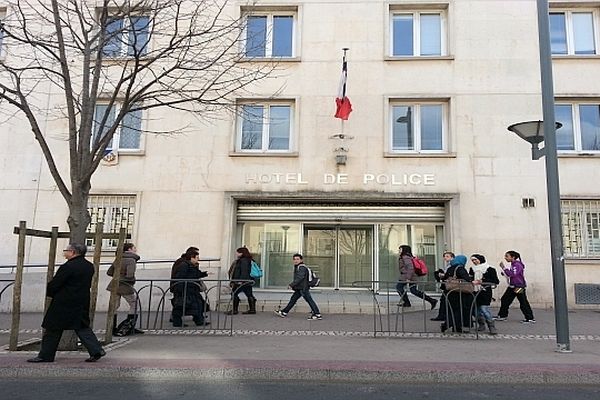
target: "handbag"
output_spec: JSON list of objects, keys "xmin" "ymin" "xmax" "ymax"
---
[{"xmin": 445, "ymin": 267, "xmax": 475, "ymax": 294}]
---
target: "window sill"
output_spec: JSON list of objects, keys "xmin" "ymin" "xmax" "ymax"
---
[
  {"xmin": 384, "ymin": 55, "xmax": 454, "ymax": 61},
  {"xmin": 238, "ymin": 57, "xmax": 301, "ymax": 63},
  {"xmin": 552, "ymin": 55, "xmax": 600, "ymax": 60},
  {"xmin": 565, "ymin": 258, "xmax": 600, "ymax": 265},
  {"xmin": 115, "ymin": 150, "xmax": 145, "ymax": 156},
  {"xmin": 558, "ymin": 153, "xmax": 600, "ymax": 158},
  {"xmin": 229, "ymin": 151, "xmax": 299, "ymax": 157},
  {"xmin": 384, "ymin": 152, "xmax": 456, "ymax": 158}
]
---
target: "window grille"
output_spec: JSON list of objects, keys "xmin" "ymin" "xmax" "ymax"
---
[
  {"xmin": 562, "ymin": 199, "xmax": 600, "ymax": 258},
  {"xmin": 87, "ymin": 195, "xmax": 136, "ymax": 251}
]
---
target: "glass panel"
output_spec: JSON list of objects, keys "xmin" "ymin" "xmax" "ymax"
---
[
  {"xmin": 554, "ymin": 104, "xmax": 575, "ymax": 150},
  {"xmin": 392, "ymin": 14, "xmax": 414, "ymax": 56},
  {"xmin": 392, "ymin": 105, "xmax": 414, "ymax": 150},
  {"xmin": 378, "ymin": 224, "xmax": 408, "ymax": 293},
  {"xmin": 103, "ymin": 18, "xmax": 124, "ymax": 57},
  {"xmin": 268, "ymin": 105, "xmax": 290, "ymax": 150},
  {"xmin": 420, "ymin": 105, "xmax": 443, "ymax": 150},
  {"xmin": 338, "ymin": 227, "xmax": 373, "ymax": 288},
  {"xmin": 128, "ymin": 16, "xmax": 150, "ymax": 56},
  {"xmin": 93, "ymin": 105, "xmax": 116, "ymax": 149},
  {"xmin": 550, "ymin": 13, "xmax": 567, "ymax": 55},
  {"xmin": 120, "ymin": 109, "xmax": 142, "ymax": 149},
  {"xmin": 272, "ymin": 16, "xmax": 293, "ymax": 57},
  {"xmin": 240, "ymin": 222, "xmax": 301, "ymax": 288},
  {"xmin": 411, "ymin": 224, "xmax": 437, "ymax": 282},
  {"xmin": 241, "ymin": 105, "xmax": 263, "ymax": 150},
  {"xmin": 304, "ymin": 227, "xmax": 336, "ymax": 287},
  {"xmin": 246, "ymin": 16, "xmax": 267, "ymax": 57},
  {"xmin": 573, "ymin": 13, "xmax": 595, "ymax": 55},
  {"xmin": 420, "ymin": 14, "xmax": 441, "ymax": 56},
  {"xmin": 579, "ymin": 104, "xmax": 600, "ymax": 151}
]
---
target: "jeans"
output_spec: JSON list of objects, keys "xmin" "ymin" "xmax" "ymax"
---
[
  {"xmin": 396, "ymin": 281, "xmax": 432, "ymax": 306},
  {"xmin": 478, "ymin": 305, "xmax": 493, "ymax": 322},
  {"xmin": 281, "ymin": 289, "xmax": 320, "ymax": 315}
]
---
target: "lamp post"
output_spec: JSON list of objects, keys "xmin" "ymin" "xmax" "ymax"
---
[{"xmin": 506, "ymin": 0, "xmax": 571, "ymax": 352}]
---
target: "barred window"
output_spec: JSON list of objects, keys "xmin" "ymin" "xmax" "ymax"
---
[
  {"xmin": 562, "ymin": 199, "xmax": 600, "ymax": 258},
  {"xmin": 86, "ymin": 195, "xmax": 136, "ymax": 251}
]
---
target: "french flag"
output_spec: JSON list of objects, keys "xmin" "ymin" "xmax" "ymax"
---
[{"xmin": 334, "ymin": 54, "xmax": 352, "ymax": 120}]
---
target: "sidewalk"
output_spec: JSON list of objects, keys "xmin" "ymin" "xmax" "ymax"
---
[{"xmin": 1, "ymin": 308, "xmax": 600, "ymax": 385}]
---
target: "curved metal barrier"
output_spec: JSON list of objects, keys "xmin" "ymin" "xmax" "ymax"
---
[{"xmin": 352, "ymin": 280, "xmax": 496, "ymax": 338}]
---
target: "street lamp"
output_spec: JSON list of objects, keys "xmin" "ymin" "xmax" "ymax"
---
[
  {"xmin": 506, "ymin": 0, "xmax": 571, "ymax": 353},
  {"xmin": 507, "ymin": 120, "xmax": 562, "ymax": 160}
]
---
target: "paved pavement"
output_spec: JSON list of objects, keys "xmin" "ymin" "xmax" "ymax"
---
[{"xmin": 1, "ymin": 308, "xmax": 600, "ymax": 385}]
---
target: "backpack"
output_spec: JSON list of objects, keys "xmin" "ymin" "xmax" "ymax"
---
[
  {"xmin": 304, "ymin": 265, "xmax": 320, "ymax": 287},
  {"xmin": 412, "ymin": 257, "xmax": 428, "ymax": 277},
  {"xmin": 250, "ymin": 260, "xmax": 263, "ymax": 279}
]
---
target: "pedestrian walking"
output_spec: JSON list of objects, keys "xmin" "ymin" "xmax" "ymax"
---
[
  {"xmin": 396, "ymin": 245, "xmax": 437, "ymax": 310},
  {"xmin": 28, "ymin": 243, "xmax": 105, "ymax": 363},
  {"xmin": 275, "ymin": 254, "xmax": 322, "ymax": 320},
  {"xmin": 431, "ymin": 251, "xmax": 454, "ymax": 321},
  {"xmin": 225, "ymin": 247, "xmax": 257, "ymax": 315},
  {"xmin": 494, "ymin": 250, "xmax": 535, "ymax": 323},
  {"xmin": 106, "ymin": 243, "xmax": 143, "ymax": 336},
  {"xmin": 469, "ymin": 254, "xmax": 499, "ymax": 334}
]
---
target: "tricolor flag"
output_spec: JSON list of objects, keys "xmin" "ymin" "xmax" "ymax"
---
[{"xmin": 334, "ymin": 54, "xmax": 352, "ymax": 120}]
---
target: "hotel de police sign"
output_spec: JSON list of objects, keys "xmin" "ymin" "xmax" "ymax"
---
[{"xmin": 245, "ymin": 172, "xmax": 436, "ymax": 186}]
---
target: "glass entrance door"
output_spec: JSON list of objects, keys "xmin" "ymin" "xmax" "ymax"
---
[{"xmin": 304, "ymin": 226, "xmax": 373, "ymax": 289}]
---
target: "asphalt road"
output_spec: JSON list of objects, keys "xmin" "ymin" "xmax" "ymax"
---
[{"xmin": 1, "ymin": 379, "xmax": 600, "ymax": 400}]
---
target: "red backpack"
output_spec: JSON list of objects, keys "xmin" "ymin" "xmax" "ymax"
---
[{"xmin": 412, "ymin": 257, "xmax": 428, "ymax": 276}]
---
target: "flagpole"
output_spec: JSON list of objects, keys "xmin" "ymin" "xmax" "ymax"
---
[{"xmin": 340, "ymin": 48, "xmax": 349, "ymax": 135}]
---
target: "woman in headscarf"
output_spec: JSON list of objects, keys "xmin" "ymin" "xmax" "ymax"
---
[
  {"xmin": 440, "ymin": 254, "xmax": 474, "ymax": 333},
  {"xmin": 469, "ymin": 254, "xmax": 499, "ymax": 334}
]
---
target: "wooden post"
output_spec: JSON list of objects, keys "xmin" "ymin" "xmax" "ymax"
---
[
  {"xmin": 43, "ymin": 227, "xmax": 59, "ymax": 313},
  {"xmin": 89, "ymin": 223, "xmax": 104, "ymax": 327},
  {"xmin": 9, "ymin": 221, "xmax": 27, "ymax": 351},
  {"xmin": 104, "ymin": 228, "xmax": 126, "ymax": 343}
]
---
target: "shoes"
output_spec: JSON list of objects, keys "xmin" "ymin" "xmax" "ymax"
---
[
  {"xmin": 27, "ymin": 357, "xmax": 53, "ymax": 363},
  {"xmin": 195, "ymin": 321, "xmax": 211, "ymax": 326},
  {"xmin": 308, "ymin": 314, "xmax": 323, "ymax": 320},
  {"xmin": 397, "ymin": 303, "xmax": 411, "ymax": 307},
  {"xmin": 133, "ymin": 328, "xmax": 145, "ymax": 334},
  {"xmin": 274, "ymin": 310, "xmax": 287, "ymax": 318},
  {"xmin": 85, "ymin": 350, "xmax": 106, "ymax": 363},
  {"xmin": 172, "ymin": 324, "xmax": 189, "ymax": 327},
  {"xmin": 429, "ymin": 299, "xmax": 438, "ymax": 310},
  {"xmin": 493, "ymin": 316, "xmax": 507, "ymax": 321},
  {"xmin": 440, "ymin": 323, "xmax": 448, "ymax": 333},
  {"xmin": 430, "ymin": 317, "xmax": 445, "ymax": 321},
  {"xmin": 521, "ymin": 319, "xmax": 536, "ymax": 324}
]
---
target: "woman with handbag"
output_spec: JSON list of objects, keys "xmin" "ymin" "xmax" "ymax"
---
[
  {"xmin": 225, "ymin": 247, "xmax": 257, "ymax": 315},
  {"xmin": 441, "ymin": 255, "xmax": 474, "ymax": 333}
]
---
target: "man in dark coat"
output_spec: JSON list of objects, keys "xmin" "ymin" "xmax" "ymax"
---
[
  {"xmin": 28, "ymin": 243, "xmax": 105, "ymax": 363},
  {"xmin": 274, "ymin": 253, "xmax": 322, "ymax": 320}
]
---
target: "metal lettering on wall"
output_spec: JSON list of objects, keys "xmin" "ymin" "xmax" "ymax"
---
[{"xmin": 245, "ymin": 173, "xmax": 436, "ymax": 186}]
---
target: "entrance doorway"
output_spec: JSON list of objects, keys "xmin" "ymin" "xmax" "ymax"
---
[{"xmin": 304, "ymin": 225, "xmax": 373, "ymax": 289}]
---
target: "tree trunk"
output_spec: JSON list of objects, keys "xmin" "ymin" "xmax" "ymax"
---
[{"xmin": 60, "ymin": 181, "xmax": 92, "ymax": 350}]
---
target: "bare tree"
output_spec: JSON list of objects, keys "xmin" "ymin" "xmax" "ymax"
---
[{"xmin": 0, "ymin": 0, "xmax": 275, "ymax": 242}]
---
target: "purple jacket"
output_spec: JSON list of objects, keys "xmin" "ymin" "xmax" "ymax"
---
[{"xmin": 503, "ymin": 259, "xmax": 527, "ymax": 288}]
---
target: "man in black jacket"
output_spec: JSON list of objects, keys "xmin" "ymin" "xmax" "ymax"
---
[
  {"xmin": 28, "ymin": 243, "xmax": 105, "ymax": 363},
  {"xmin": 275, "ymin": 254, "xmax": 322, "ymax": 320}
]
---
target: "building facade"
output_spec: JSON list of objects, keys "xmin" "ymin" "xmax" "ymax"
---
[{"xmin": 1, "ymin": 0, "xmax": 599, "ymax": 309}]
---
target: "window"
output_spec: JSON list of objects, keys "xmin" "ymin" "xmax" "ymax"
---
[
  {"xmin": 555, "ymin": 102, "xmax": 600, "ymax": 152},
  {"xmin": 236, "ymin": 102, "xmax": 293, "ymax": 152},
  {"xmin": 550, "ymin": 10, "xmax": 597, "ymax": 55},
  {"xmin": 390, "ymin": 102, "xmax": 446, "ymax": 152},
  {"xmin": 562, "ymin": 199, "xmax": 600, "ymax": 258},
  {"xmin": 93, "ymin": 103, "xmax": 143, "ymax": 151},
  {"xmin": 390, "ymin": 10, "xmax": 445, "ymax": 56},
  {"xmin": 244, "ymin": 11, "xmax": 296, "ymax": 58},
  {"xmin": 86, "ymin": 195, "xmax": 136, "ymax": 251},
  {"xmin": 102, "ymin": 15, "xmax": 150, "ymax": 57}
]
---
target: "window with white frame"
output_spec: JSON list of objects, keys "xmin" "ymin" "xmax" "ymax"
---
[
  {"xmin": 102, "ymin": 15, "xmax": 150, "ymax": 57},
  {"xmin": 93, "ymin": 103, "xmax": 143, "ymax": 151},
  {"xmin": 550, "ymin": 10, "xmax": 598, "ymax": 55},
  {"xmin": 236, "ymin": 102, "xmax": 293, "ymax": 152},
  {"xmin": 390, "ymin": 9, "xmax": 445, "ymax": 57},
  {"xmin": 390, "ymin": 102, "xmax": 446, "ymax": 152},
  {"xmin": 562, "ymin": 199, "xmax": 600, "ymax": 258},
  {"xmin": 555, "ymin": 102, "xmax": 600, "ymax": 152},
  {"xmin": 86, "ymin": 195, "xmax": 136, "ymax": 251},
  {"xmin": 244, "ymin": 10, "xmax": 296, "ymax": 58}
]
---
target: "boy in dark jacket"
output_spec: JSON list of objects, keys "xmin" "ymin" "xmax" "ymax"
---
[{"xmin": 275, "ymin": 254, "xmax": 322, "ymax": 320}]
